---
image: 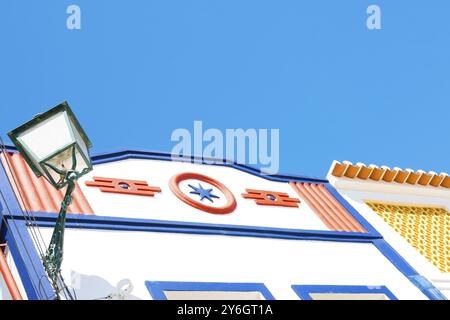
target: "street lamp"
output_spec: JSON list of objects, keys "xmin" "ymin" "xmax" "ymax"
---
[{"xmin": 8, "ymin": 101, "xmax": 92, "ymax": 298}]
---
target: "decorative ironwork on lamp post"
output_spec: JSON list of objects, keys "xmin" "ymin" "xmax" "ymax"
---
[{"xmin": 8, "ymin": 101, "xmax": 92, "ymax": 299}]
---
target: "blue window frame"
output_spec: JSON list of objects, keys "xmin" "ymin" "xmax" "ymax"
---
[
  {"xmin": 145, "ymin": 281, "xmax": 275, "ymax": 300},
  {"xmin": 291, "ymin": 285, "xmax": 397, "ymax": 300}
]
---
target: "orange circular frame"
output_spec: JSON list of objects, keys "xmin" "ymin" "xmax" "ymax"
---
[{"xmin": 169, "ymin": 172, "xmax": 237, "ymax": 214}]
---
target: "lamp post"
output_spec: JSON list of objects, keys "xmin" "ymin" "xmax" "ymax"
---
[{"xmin": 8, "ymin": 101, "xmax": 92, "ymax": 299}]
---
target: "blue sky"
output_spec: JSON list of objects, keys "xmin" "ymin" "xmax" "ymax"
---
[{"xmin": 0, "ymin": 1, "xmax": 449, "ymax": 179}]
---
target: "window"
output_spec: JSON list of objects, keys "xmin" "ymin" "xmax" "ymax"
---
[
  {"xmin": 145, "ymin": 281, "xmax": 275, "ymax": 300},
  {"xmin": 291, "ymin": 285, "xmax": 397, "ymax": 300},
  {"xmin": 366, "ymin": 202, "xmax": 450, "ymax": 273}
]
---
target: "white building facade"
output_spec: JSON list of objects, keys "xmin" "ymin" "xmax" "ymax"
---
[
  {"xmin": 0, "ymin": 149, "xmax": 447, "ymax": 300},
  {"xmin": 328, "ymin": 161, "xmax": 450, "ymax": 299}
]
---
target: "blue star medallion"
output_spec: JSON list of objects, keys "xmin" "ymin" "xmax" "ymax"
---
[{"xmin": 188, "ymin": 183, "xmax": 220, "ymax": 203}]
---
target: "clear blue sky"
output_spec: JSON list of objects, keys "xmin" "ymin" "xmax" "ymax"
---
[{"xmin": 0, "ymin": 1, "xmax": 448, "ymax": 178}]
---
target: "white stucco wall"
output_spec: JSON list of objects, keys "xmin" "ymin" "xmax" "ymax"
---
[
  {"xmin": 78, "ymin": 159, "xmax": 328, "ymax": 231},
  {"xmin": 32, "ymin": 227, "xmax": 427, "ymax": 300}
]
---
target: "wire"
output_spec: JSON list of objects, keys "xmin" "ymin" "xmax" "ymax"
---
[
  {"xmin": 0, "ymin": 138, "xmax": 47, "ymax": 259},
  {"xmin": 0, "ymin": 140, "xmax": 47, "ymax": 262},
  {"xmin": 0, "ymin": 140, "xmax": 72, "ymax": 300},
  {"xmin": 0, "ymin": 146, "xmax": 49, "ymax": 299},
  {"xmin": 56, "ymin": 272, "xmax": 76, "ymax": 300},
  {"xmin": 0, "ymin": 187, "xmax": 47, "ymax": 299},
  {"xmin": 0, "ymin": 138, "xmax": 79, "ymax": 300}
]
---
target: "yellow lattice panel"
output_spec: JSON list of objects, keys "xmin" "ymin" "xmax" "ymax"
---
[{"xmin": 366, "ymin": 202, "xmax": 450, "ymax": 273}]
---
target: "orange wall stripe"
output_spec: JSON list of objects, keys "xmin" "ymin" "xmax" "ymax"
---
[
  {"xmin": 33, "ymin": 169, "xmax": 59, "ymax": 213},
  {"xmin": 0, "ymin": 153, "xmax": 26, "ymax": 210},
  {"xmin": 316, "ymin": 184, "xmax": 366, "ymax": 233},
  {"xmin": 309, "ymin": 183, "xmax": 355, "ymax": 232},
  {"xmin": 289, "ymin": 182, "xmax": 340, "ymax": 231},
  {"xmin": 0, "ymin": 151, "xmax": 94, "ymax": 215},
  {"xmin": 302, "ymin": 183, "xmax": 350, "ymax": 231},
  {"xmin": 6, "ymin": 153, "xmax": 43, "ymax": 212},
  {"xmin": 73, "ymin": 183, "xmax": 95, "ymax": 215},
  {"xmin": 289, "ymin": 182, "xmax": 366, "ymax": 233},
  {"xmin": 18, "ymin": 154, "xmax": 62, "ymax": 213}
]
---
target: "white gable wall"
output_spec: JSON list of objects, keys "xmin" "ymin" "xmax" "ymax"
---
[{"xmin": 78, "ymin": 159, "xmax": 328, "ymax": 231}]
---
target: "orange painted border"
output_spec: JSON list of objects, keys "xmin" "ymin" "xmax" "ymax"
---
[
  {"xmin": 0, "ymin": 249, "xmax": 23, "ymax": 300},
  {"xmin": 0, "ymin": 152, "xmax": 94, "ymax": 215},
  {"xmin": 241, "ymin": 189, "xmax": 300, "ymax": 207},
  {"xmin": 289, "ymin": 181, "xmax": 366, "ymax": 233},
  {"xmin": 169, "ymin": 172, "xmax": 237, "ymax": 214}
]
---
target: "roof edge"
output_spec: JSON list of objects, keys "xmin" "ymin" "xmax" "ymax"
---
[
  {"xmin": 1, "ymin": 145, "xmax": 328, "ymax": 184},
  {"xmin": 328, "ymin": 160, "xmax": 450, "ymax": 189}
]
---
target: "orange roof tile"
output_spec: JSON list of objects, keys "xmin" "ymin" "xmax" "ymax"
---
[{"xmin": 329, "ymin": 161, "xmax": 450, "ymax": 189}]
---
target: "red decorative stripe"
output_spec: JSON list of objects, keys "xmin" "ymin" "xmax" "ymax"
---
[{"xmin": 241, "ymin": 189, "xmax": 300, "ymax": 207}]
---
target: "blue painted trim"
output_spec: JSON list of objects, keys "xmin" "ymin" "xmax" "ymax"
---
[
  {"xmin": 4, "ymin": 219, "xmax": 54, "ymax": 300},
  {"xmin": 5, "ymin": 211, "xmax": 446, "ymax": 300},
  {"xmin": 0, "ymin": 220, "xmax": 6, "ymax": 245},
  {"xmin": 1, "ymin": 145, "xmax": 446, "ymax": 300},
  {"xmin": 1, "ymin": 145, "xmax": 327, "ymax": 184},
  {"xmin": 0, "ymin": 201, "xmax": 3, "ymax": 232},
  {"xmin": 0, "ymin": 145, "xmax": 17, "ymax": 152},
  {"xmin": 0, "ymin": 152, "xmax": 55, "ymax": 300},
  {"xmin": 373, "ymin": 239, "xmax": 447, "ymax": 300},
  {"xmin": 91, "ymin": 149, "xmax": 327, "ymax": 183},
  {"xmin": 324, "ymin": 184, "xmax": 381, "ymax": 236},
  {"xmin": 0, "ymin": 151, "xmax": 22, "ymax": 228},
  {"xmin": 3, "ymin": 225, "xmax": 36, "ymax": 299},
  {"xmin": 326, "ymin": 181, "xmax": 446, "ymax": 300},
  {"xmin": 291, "ymin": 284, "xmax": 397, "ymax": 300},
  {"xmin": 145, "ymin": 281, "xmax": 275, "ymax": 300},
  {"xmin": 6, "ymin": 211, "xmax": 379, "ymax": 243}
]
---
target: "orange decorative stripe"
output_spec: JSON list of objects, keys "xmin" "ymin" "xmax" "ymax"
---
[
  {"xmin": 85, "ymin": 177, "xmax": 161, "ymax": 197},
  {"xmin": 0, "ymin": 151, "xmax": 94, "ymax": 215},
  {"xmin": 289, "ymin": 182, "xmax": 366, "ymax": 233},
  {"xmin": 241, "ymin": 189, "xmax": 300, "ymax": 208},
  {"xmin": 330, "ymin": 160, "xmax": 450, "ymax": 189}
]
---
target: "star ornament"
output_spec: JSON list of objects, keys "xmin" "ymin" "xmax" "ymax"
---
[{"xmin": 188, "ymin": 183, "xmax": 220, "ymax": 203}]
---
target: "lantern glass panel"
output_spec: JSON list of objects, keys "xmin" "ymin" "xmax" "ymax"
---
[
  {"xmin": 43, "ymin": 144, "xmax": 91, "ymax": 187},
  {"xmin": 8, "ymin": 102, "xmax": 92, "ymax": 189},
  {"xmin": 16, "ymin": 111, "xmax": 74, "ymax": 162}
]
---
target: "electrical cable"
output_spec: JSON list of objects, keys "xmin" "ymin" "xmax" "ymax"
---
[
  {"xmin": 0, "ymin": 138, "xmax": 47, "ymax": 259},
  {"xmin": 0, "ymin": 188, "xmax": 47, "ymax": 299},
  {"xmin": 0, "ymin": 140, "xmax": 73, "ymax": 299}
]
